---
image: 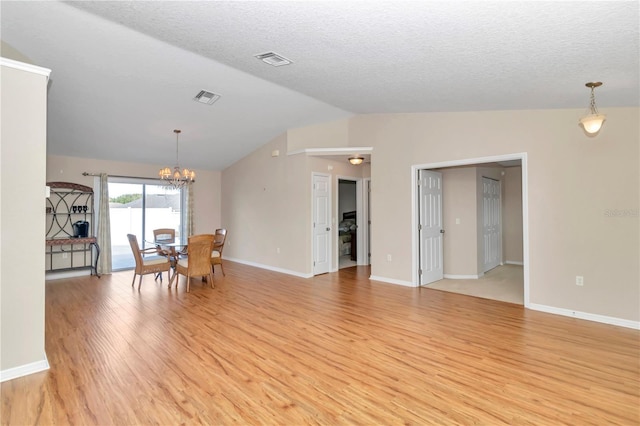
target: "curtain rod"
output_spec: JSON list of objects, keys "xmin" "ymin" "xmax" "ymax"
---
[{"xmin": 82, "ymin": 172, "xmax": 158, "ymax": 180}]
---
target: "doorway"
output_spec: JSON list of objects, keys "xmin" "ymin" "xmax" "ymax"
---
[
  {"xmin": 108, "ymin": 179, "xmax": 184, "ymax": 271},
  {"xmin": 412, "ymin": 153, "xmax": 529, "ymax": 307},
  {"xmin": 338, "ymin": 179, "xmax": 357, "ymax": 269}
]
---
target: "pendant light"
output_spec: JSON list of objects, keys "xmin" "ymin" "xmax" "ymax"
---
[{"xmin": 579, "ymin": 82, "xmax": 606, "ymax": 134}]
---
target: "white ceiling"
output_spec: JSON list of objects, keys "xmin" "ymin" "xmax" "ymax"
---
[{"xmin": 2, "ymin": 1, "xmax": 638, "ymax": 171}]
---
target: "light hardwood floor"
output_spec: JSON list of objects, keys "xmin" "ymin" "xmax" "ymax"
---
[{"xmin": 2, "ymin": 263, "xmax": 638, "ymax": 425}]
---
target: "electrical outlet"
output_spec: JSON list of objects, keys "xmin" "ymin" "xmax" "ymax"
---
[
  {"xmin": 387, "ymin": 254, "xmax": 392, "ymax": 262},
  {"xmin": 62, "ymin": 253, "xmax": 68, "ymax": 259},
  {"xmin": 277, "ymin": 247, "xmax": 280, "ymax": 254},
  {"xmin": 576, "ymin": 276, "xmax": 584, "ymax": 286}
]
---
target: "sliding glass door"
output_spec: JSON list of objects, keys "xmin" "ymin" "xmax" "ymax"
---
[{"xmin": 109, "ymin": 179, "xmax": 183, "ymax": 271}]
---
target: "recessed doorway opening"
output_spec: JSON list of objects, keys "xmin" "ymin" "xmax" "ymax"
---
[{"xmin": 412, "ymin": 153, "xmax": 529, "ymax": 307}]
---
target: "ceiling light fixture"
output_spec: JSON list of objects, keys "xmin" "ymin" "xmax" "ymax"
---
[
  {"xmin": 349, "ymin": 156, "xmax": 364, "ymax": 165},
  {"xmin": 579, "ymin": 82, "xmax": 606, "ymax": 134},
  {"xmin": 159, "ymin": 129, "xmax": 195, "ymax": 189}
]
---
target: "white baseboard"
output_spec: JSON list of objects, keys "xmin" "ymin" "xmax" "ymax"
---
[
  {"xmin": 369, "ymin": 275, "xmax": 415, "ymax": 287},
  {"xmin": 505, "ymin": 261, "xmax": 524, "ymax": 266},
  {"xmin": 528, "ymin": 303, "xmax": 640, "ymax": 330},
  {"xmin": 225, "ymin": 257, "xmax": 313, "ymax": 279},
  {"xmin": 0, "ymin": 354, "xmax": 49, "ymax": 382},
  {"xmin": 46, "ymin": 269, "xmax": 91, "ymax": 281},
  {"xmin": 444, "ymin": 274, "xmax": 479, "ymax": 279}
]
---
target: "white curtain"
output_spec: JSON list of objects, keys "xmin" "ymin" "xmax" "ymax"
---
[
  {"xmin": 96, "ymin": 173, "xmax": 112, "ymax": 274},
  {"xmin": 185, "ymin": 183, "xmax": 194, "ymax": 237}
]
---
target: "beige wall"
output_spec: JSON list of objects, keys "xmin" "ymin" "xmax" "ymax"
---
[
  {"xmin": 222, "ymin": 107, "xmax": 638, "ymax": 322},
  {"xmin": 222, "ymin": 134, "xmax": 311, "ymax": 272},
  {"xmin": 1, "ymin": 41, "xmax": 32, "ymax": 63},
  {"xmin": 441, "ymin": 165, "xmax": 521, "ymax": 276},
  {"xmin": 350, "ymin": 108, "xmax": 639, "ymax": 321},
  {"xmin": 504, "ymin": 166, "xmax": 523, "ymax": 263},
  {"xmin": 46, "ymin": 155, "xmax": 221, "ymax": 235},
  {"xmin": 1, "ymin": 61, "xmax": 49, "ymax": 372},
  {"xmin": 441, "ymin": 167, "xmax": 478, "ymax": 276},
  {"xmin": 222, "ymin": 132, "xmax": 370, "ymax": 274},
  {"xmin": 287, "ymin": 118, "xmax": 350, "ymax": 152}
]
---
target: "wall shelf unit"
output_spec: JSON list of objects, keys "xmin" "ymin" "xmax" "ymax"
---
[{"xmin": 45, "ymin": 182, "xmax": 100, "ymax": 276}]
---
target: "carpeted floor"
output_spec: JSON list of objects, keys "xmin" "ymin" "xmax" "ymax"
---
[{"xmin": 426, "ymin": 264, "xmax": 524, "ymax": 304}]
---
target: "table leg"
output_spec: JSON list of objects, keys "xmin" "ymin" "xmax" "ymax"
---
[{"xmin": 90, "ymin": 242, "xmax": 101, "ymax": 278}]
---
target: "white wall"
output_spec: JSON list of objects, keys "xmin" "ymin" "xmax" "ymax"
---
[{"xmin": 1, "ymin": 59, "xmax": 50, "ymax": 377}]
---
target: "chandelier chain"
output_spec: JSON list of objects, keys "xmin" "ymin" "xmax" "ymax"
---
[{"xmin": 589, "ymin": 87, "xmax": 599, "ymax": 114}]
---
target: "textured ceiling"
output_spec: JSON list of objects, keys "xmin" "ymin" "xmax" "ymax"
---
[{"xmin": 2, "ymin": 1, "xmax": 638, "ymax": 171}]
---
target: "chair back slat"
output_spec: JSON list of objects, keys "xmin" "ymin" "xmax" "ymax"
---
[
  {"xmin": 187, "ymin": 234, "xmax": 215, "ymax": 276},
  {"xmin": 127, "ymin": 234, "xmax": 143, "ymax": 269}
]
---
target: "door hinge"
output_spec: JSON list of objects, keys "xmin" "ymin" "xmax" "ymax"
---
[
  {"xmin": 419, "ymin": 269, "xmax": 423, "ymax": 275},
  {"xmin": 313, "ymin": 261, "xmax": 316, "ymax": 266},
  {"xmin": 418, "ymin": 224, "xmax": 422, "ymax": 231}
]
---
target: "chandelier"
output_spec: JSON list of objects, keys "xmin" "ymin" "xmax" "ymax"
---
[{"xmin": 159, "ymin": 129, "xmax": 195, "ymax": 189}]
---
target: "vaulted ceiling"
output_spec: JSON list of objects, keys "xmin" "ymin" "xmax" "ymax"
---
[{"xmin": 2, "ymin": 1, "xmax": 638, "ymax": 170}]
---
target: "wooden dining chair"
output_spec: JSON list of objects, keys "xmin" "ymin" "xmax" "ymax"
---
[
  {"xmin": 211, "ymin": 228, "xmax": 227, "ymax": 276},
  {"xmin": 127, "ymin": 234, "xmax": 172, "ymax": 290},
  {"xmin": 152, "ymin": 228, "xmax": 176, "ymax": 278},
  {"xmin": 171, "ymin": 234, "xmax": 215, "ymax": 292}
]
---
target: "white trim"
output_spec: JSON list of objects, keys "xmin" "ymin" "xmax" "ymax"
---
[
  {"xmin": 362, "ymin": 178, "xmax": 371, "ymax": 266},
  {"xmin": 505, "ymin": 260, "xmax": 524, "ymax": 266},
  {"xmin": 443, "ymin": 274, "xmax": 479, "ymax": 279},
  {"xmin": 46, "ymin": 269, "xmax": 92, "ymax": 281},
  {"xmin": 0, "ymin": 57, "xmax": 51, "ymax": 80},
  {"xmin": 529, "ymin": 303, "xmax": 640, "ymax": 330},
  {"xmin": 288, "ymin": 147, "xmax": 373, "ymax": 156},
  {"xmin": 225, "ymin": 257, "xmax": 313, "ymax": 278},
  {"xmin": 411, "ymin": 152, "xmax": 530, "ymax": 308},
  {"xmin": 0, "ymin": 355, "xmax": 49, "ymax": 382},
  {"xmin": 369, "ymin": 275, "xmax": 415, "ymax": 287}
]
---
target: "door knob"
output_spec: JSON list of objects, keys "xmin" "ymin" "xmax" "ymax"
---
[
  {"xmin": 440, "ymin": 229, "xmax": 445, "ymax": 233},
  {"xmin": 326, "ymin": 227, "xmax": 331, "ymax": 231}
]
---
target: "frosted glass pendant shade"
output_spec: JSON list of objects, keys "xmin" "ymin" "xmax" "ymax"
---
[{"xmin": 579, "ymin": 114, "xmax": 606, "ymax": 134}]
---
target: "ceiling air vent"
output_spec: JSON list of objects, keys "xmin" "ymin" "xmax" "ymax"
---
[
  {"xmin": 254, "ymin": 52, "xmax": 292, "ymax": 67},
  {"xmin": 193, "ymin": 90, "xmax": 221, "ymax": 105}
]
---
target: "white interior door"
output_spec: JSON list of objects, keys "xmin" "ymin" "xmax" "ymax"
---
[
  {"xmin": 419, "ymin": 170, "xmax": 443, "ymax": 285},
  {"xmin": 483, "ymin": 177, "xmax": 502, "ymax": 272},
  {"xmin": 313, "ymin": 173, "xmax": 331, "ymax": 275}
]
